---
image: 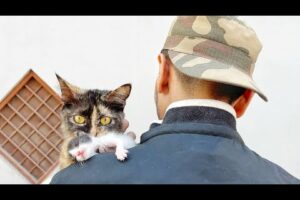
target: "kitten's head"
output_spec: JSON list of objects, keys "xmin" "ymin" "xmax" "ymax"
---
[{"xmin": 56, "ymin": 74, "xmax": 131, "ymax": 138}]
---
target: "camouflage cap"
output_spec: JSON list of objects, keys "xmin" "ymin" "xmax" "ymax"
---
[{"xmin": 163, "ymin": 16, "xmax": 268, "ymax": 101}]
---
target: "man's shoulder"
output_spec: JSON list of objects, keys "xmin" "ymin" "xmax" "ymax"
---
[
  {"xmin": 50, "ymin": 133, "xmax": 234, "ymax": 183},
  {"xmin": 246, "ymin": 149, "xmax": 300, "ymax": 184},
  {"xmin": 51, "ymin": 132, "xmax": 300, "ymax": 184},
  {"xmin": 50, "ymin": 133, "xmax": 217, "ymax": 184}
]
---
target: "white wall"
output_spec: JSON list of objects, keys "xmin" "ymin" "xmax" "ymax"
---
[
  {"xmin": 0, "ymin": 155, "xmax": 29, "ymax": 184},
  {"xmin": 0, "ymin": 16, "xmax": 299, "ymax": 183}
]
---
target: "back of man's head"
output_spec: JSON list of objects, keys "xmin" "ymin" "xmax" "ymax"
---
[
  {"xmin": 161, "ymin": 49, "xmax": 246, "ymax": 105},
  {"xmin": 154, "ymin": 16, "xmax": 267, "ymax": 119}
]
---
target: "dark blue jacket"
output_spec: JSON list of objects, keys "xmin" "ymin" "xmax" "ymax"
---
[{"xmin": 50, "ymin": 106, "xmax": 300, "ymax": 184}]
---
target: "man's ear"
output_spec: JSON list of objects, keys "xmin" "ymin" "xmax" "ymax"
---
[
  {"xmin": 157, "ymin": 53, "xmax": 171, "ymax": 94},
  {"xmin": 56, "ymin": 74, "xmax": 83, "ymax": 103},
  {"xmin": 102, "ymin": 83, "xmax": 132, "ymax": 106},
  {"xmin": 232, "ymin": 89, "xmax": 254, "ymax": 118}
]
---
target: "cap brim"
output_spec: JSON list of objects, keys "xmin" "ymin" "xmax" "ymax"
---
[{"xmin": 168, "ymin": 51, "xmax": 268, "ymax": 102}]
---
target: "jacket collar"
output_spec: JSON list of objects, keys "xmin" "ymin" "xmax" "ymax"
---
[{"xmin": 141, "ymin": 105, "xmax": 244, "ymax": 145}]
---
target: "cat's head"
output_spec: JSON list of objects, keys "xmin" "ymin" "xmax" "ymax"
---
[{"xmin": 56, "ymin": 74, "xmax": 131, "ymax": 138}]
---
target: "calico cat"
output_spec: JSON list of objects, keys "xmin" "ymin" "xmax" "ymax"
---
[{"xmin": 56, "ymin": 74, "xmax": 133, "ymax": 169}]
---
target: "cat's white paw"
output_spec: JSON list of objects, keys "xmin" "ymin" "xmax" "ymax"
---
[{"xmin": 115, "ymin": 148, "xmax": 128, "ymax": 161}]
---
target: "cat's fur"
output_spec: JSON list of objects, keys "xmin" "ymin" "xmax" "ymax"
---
[
  {"xmin": 68, "ymin": 132, "xmax": 136, "ymax": 162},
  {"xmin": 56, "ymin": 74, "xmax": 132, "ymax": 169}
]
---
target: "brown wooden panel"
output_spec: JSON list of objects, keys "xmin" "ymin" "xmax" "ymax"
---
[
  {"xmin": 18, "ymin": 87, "xmax": 32, "ymax": 101},
  {"xmin": 0, "ymin": 69, "xmax": 63, "ymax": 183},
  {"xmin": 1, "ymin": 106, "xmax": 14, "ymax": 119},
  {"xmin": 2, "ymin": 123, "xmax": 14, "ymax": 137}
]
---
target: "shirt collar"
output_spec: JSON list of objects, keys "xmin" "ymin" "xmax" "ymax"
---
[{"xmin": 166, "ymin": 99, "xmax": 237, "ymax": 118}]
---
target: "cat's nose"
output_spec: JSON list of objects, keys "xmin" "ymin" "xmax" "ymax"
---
[
  {"xmin": 90, "ymin": 125, "xmax": 97, "ymax": 135},
  {"xmin": 76, "ymin": 150, "xmax": 85, "ymax": 157}
]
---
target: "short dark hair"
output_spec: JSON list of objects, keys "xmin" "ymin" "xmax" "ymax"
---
[{"xmin": 161, "ymin": 49, "xmax": 245, "ymax": 104}]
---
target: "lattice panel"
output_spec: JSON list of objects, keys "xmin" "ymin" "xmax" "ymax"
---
[{"xmin": 0, "ymin": 70, "xmax": 63, "ymax": 183}]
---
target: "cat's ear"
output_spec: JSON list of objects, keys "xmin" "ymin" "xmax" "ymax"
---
[
  {"xmin": 56, "ymin": 74, "xmax": 83, "ymax": 103},
  {"xmin": 103, "ymin": 83, "xmax": 132, "ymax": 105}
]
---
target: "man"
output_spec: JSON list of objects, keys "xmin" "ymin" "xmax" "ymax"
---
[{"xmin": 51, "ymin": 16, "xmax": 299, "ymax": 183}]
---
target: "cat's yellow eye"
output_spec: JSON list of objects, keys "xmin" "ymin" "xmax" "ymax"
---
[
  {"xmin": 100, "ymin": 116, "xmax": 111, "ymax": 126},
  {"xmin": 73, "ymin": 115, "xmax": 86, "ymax": 124}
]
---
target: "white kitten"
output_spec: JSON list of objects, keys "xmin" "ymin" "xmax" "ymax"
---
[{"xmin": 68, "ymin": 132, "xmax": 136, "ymax": 162}]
